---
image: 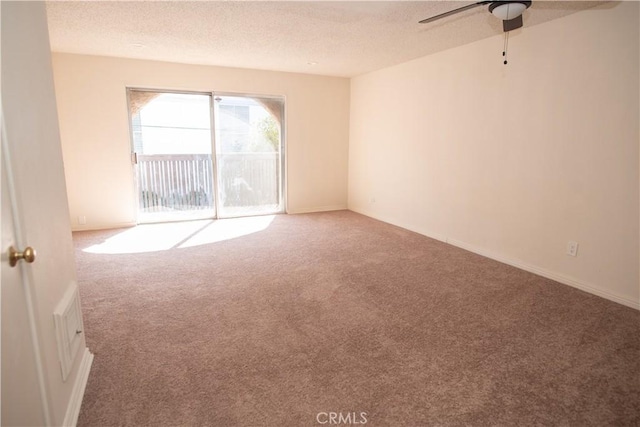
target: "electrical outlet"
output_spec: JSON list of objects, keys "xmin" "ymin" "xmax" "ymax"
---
[
  {"xmin": 78, "ymin": 215, "xmax": 87, "ymax": 225},
  {"xmin": 567, "ymin": 241, "xmax": 578, "ymax": 257}
]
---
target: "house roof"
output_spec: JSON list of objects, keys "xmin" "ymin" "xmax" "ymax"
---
[{"xmin": 46, "ymin": 1, "xmax": 606, "ymax": 78}]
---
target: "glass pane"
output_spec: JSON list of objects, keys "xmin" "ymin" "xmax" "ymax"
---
[
  {"xmin": 214, "ymin": 95, "xmax": 283, "ymax": 218},
  {"xmin": 130, "ymin": 91, "xmax": 214, "ymax": 223}
]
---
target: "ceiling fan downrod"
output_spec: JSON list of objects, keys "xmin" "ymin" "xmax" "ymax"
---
[{"xmin": 503, "ymin": 31, "xmax": 509, "ymax": 65}]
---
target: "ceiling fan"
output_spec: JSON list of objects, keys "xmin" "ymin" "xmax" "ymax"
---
[
  {"xmin": 419, "ymin": 1, "xmax": 532, "ymax": 33},
  {"xmin": 419, "ymin": 1, "xmax": 532, "ymax": 64}
]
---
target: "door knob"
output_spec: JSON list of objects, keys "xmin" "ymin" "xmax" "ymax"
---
[{"xmin": 8, "ymin": 246, "xmax": 36, "ymax": 267}]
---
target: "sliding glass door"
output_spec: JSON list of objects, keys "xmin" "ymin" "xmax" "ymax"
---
[
  {"xmin": 213, "ymin": 95, "xmax": 284, "ymax": 218},
  {"xmin": 128, "ymin": 90, "xmax": 284, "ymax": 223},
  {"xmin": 129, "ymin": 90, "xmax": 214, "ymax": 223}
]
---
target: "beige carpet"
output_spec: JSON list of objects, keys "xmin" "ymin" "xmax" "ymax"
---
[{"xmin": 74, "ymin": 211, "xmax": 639, "ymax": 426}]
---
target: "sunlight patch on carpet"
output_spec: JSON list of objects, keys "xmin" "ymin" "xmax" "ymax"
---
[
  {"xmin": 179, "ymin": 215, "xmax": 274, "ymax": 248},
  {"xmin": 83, "ymin": 215, "xmax": 274, "ymax": 254}
]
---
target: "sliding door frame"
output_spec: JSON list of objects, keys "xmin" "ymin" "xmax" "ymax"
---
[
  {"xmin": 126, "ymin": 87, "xmax": 286, "ymax": 223},
  {"xmin": 126, "ymin": 87, "xmax": 215, "ymax": 224},
  {"xmin": 209, "ymin": 93, "xmax": 222, "ymax": 220},
  {"xmin": 212, "ymin": 91, "xmax": 286, "ymax": 218}
]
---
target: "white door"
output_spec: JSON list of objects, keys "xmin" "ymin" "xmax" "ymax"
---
[
  {"xmin": 1, "ymin": 148, "xmax": 47, "ymax": 425},
  {"xmin": 1, "ymin": 2, "xmax": 92, "ymax": 425}
]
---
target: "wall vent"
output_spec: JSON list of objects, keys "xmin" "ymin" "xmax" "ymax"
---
[{"xmin": 53, "ymin": 284, "xmax": 84, "ymax": 381}]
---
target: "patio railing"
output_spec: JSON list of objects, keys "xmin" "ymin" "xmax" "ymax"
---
[
  {"xmin": 138, "ymin": 154, "xmax": 213, "ymax": 212},
  {"xmin": 137, "ymin": 153, "xmax": 279, "ymax": 213}
]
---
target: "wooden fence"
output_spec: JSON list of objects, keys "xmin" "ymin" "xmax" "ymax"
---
[
  {"xmin": 137, "ymin": 153, "xmax": 278, "ymax": 213},
  {"xmin": 138, "ymin": 154, "xmax": 213, "ymax": 212},
  {"xmin": 217, "ymin": 152, "xmax": 279, "ymax": 208}
]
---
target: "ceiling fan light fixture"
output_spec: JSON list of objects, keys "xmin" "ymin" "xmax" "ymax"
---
[{"xmin": 489, "ymin": 2, "xmax": 530, "ymax": 21}]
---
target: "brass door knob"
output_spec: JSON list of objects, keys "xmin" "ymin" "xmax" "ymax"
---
[{"xmin": 8, "ymin": 246, "xmax": 36, "ymax": 267}]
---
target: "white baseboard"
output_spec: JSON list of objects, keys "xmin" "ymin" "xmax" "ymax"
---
[
  {"xmin": 63, "ymin": 348, "xmax": 94, "ymax": 427},
  {"xmin": 447, "ymin": 238, "xmax": 639, "ymax": 311},
  {"xmin": 348, "ymin": 207, "xmax": 448, "ymax": 243},
  {"xmin": 71, "ymin": 221, "xmax": 136, "ymax": 232},
  {"xmin": 349, "ymin": 207, "xmax": 639, "ymax": 311},
  {"xmin": 287, "ymin": 205, "xmax": 348, "ymax": 214}
]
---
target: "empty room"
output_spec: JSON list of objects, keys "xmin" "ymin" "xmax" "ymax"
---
[{"xmin": 1, "ymin": 1, "xmax": 638, "ymax": 426}]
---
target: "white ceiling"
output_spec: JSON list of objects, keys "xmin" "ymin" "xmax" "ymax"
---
[{"xmin": 46, "ymin": 1, "xmax": 606, "ymax": 78}]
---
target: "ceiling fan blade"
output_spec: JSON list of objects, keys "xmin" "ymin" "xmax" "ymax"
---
[
  {"xmin": 419, "ymin": 1, "xmax": 489, "ymax": 24},
  {"xmin": 502, "ymin": 15, "xmax": 523, "ymax": 31}
]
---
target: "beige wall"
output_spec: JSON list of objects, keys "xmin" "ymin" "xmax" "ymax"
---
[
  {"xmin": 349, "ymin": 2, "xmax": 639, "ymax": 308},
  {"xmin": 52, "ymin": 54, "xmax": 350, "ymax": 230}
]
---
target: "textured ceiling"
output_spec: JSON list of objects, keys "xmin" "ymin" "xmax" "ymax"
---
[{"xmin": 46, "ymin": 1, "xmax": 606, "ymax": 78}]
